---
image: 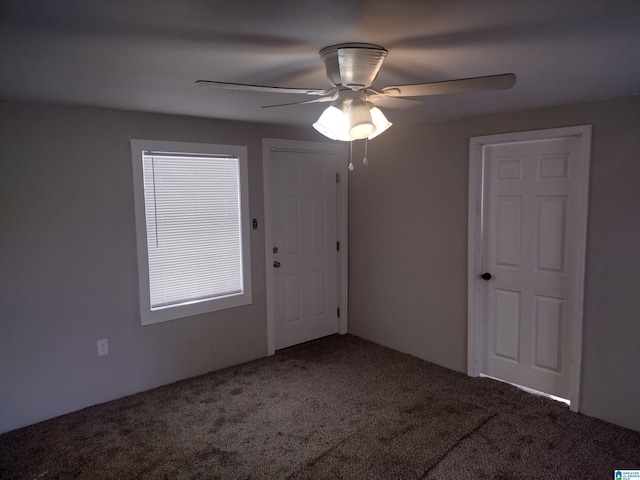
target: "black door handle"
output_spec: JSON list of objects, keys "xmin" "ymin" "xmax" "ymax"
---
[{"xmin": 481, "ymin": 272, "xmax": 492, "ymax": 281}]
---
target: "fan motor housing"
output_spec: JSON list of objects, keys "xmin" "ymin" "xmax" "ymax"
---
[{"xmin": 319, "ymin": 43, "xmax": 388, "ymax": 90}]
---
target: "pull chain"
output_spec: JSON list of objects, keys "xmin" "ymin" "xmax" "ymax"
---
[
  {"xmin": 363, "ymin": 92, "xmax": 370, "ymax": 166},
  {"xmin": 363, "ymin": 137, "xmax": 369, "ymax": 166},
  {"xmin": 348, "ymin": 140, "xmax": 354, "ymax": 171}
]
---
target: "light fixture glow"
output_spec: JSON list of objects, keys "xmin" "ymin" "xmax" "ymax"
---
[
  {"xmin": 347, "ymin": 98, "xmax": 376, "ymax": 139},
  {"xmin": 313, "ymin": 95, "xmax": 391, "ymax": 142}
]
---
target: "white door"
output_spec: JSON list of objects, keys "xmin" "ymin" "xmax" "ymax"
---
[
  {"xmin": 264, "ymin": 140, "xmax": 348, "ymax": 351},
  {"xmin": 468, "ymin": 127, "xmax": 591, "ymax": 406}
]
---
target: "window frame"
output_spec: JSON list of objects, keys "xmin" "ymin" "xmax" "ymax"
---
[{"xmin": 130, "ymin": 139, "xmax": 252, "ymax": 326}]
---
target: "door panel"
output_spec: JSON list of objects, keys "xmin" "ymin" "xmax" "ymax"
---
[
  {"xmin": 537, "ymin": 196, "xmax": 567, "ymax": 272},
  {"xmin": 285, "ymin": 274, "xmax": 300, "ymax": 323},
  {"xmin": 494, "ymin": 289, "xmax": 521, "ymax": 361},
  {"xmin": 533, "ymin": 295, "xmax": 563, "ymax": 372},
  {"xmin": 495, "ymin": 196, "xmax": 522, "ymax": 267},
  {"xmin": 271, "ymin": 150, "xmax": 338, "ymax": 350},
  {"xmin": 284, "ymin": 196, "xmax": 300, "ymax": 254}
]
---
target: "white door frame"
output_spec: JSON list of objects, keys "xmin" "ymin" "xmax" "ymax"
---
[
  {"xmin": 467, "ymin": 125, "xmax": 591, "ymax": 412},
  {"xmin": 263, "ymin": 138, "xmax": 349, "ymax": 355}
]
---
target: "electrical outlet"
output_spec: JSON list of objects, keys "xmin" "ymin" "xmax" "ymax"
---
[{"xmin": 97, "ymin": 339, "xmax": 109, "ymax": 357}]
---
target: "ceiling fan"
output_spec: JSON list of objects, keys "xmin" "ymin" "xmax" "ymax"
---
[{"xmin": 196, "ymin": 43, "xmax": 516, "ymax": 142}]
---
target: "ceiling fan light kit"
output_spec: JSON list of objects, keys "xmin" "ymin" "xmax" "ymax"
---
[
  {"xmin": 196, "ymin": 42, "xmax": 516, "ymax": 146},
  {"xmin": 312, "ymin": 95, "xmax": 393, "ymax": 141}
]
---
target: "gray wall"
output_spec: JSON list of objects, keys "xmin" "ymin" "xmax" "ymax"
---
[
  {"xmin": 2, "ymin": 96, "xmax": 639, "ymax": 434},
  {"xmin": 348, "ymin": 95, "xmax": 640, "ymax": 431},
  {"xmin": 0, "ymin": 101, "xmax": 315, "ymax": 433}
]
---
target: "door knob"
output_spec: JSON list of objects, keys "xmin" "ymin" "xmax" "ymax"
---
[
  {"xmin": 273, "ymin": 261, "xmax": 281, "ymax": 268},
  {"xmin": 481, "ymin": 272, "xmax": 492, "ymax": 280}
]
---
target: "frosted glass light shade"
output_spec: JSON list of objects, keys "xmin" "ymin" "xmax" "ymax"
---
[
  {"xmin": 313, "ymin": 105, "xmax": 351, "ymax": 141},
  {"xmin": 367, "ymin": 103, "xmax": 393, "ymax": 139},
  {"xmin": 348, "ymin": 98, "xmax": 376, "ymax": 139}
]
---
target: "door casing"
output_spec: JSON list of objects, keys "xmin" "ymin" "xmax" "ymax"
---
[
  {"xmin": 263, "ymin": 138, "xmax": 349, "ymax": 355},
  {"xmin": 467, "ymin": 126, "xmax": 591, "ymax": 412}
]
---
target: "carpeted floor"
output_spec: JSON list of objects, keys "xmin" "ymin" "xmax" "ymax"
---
[{"xmin": 1, "ymin": 334, "xmax": 639, "ymax": 479}]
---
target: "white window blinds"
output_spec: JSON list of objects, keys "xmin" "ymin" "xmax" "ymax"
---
[{"xmin": 142, "ymin": 151, "xmax": 244, "ymax": 310}]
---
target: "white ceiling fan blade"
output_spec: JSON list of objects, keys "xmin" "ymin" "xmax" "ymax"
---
[
  {"xmin": 337, "ymin": 45, "xmax": 387, "ymax": 89},
  {"xmin": 366, "ymin": 95, "xmax": 424, "ymax": 110},
  {"xmin": 381, "ymin": 73, "xmax": 516, "ymax": 97},
  {"xmin": 261, "ymin": 94, "xmax": 338, "ymax": 109},
  {"xmin": 195, "ymin": 80, "xmax": 328, "ymax": 96}
]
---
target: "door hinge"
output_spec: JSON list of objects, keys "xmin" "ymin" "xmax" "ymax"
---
[
  {"xmin": 337, "ymin": 241, "xmax": 340, "ymax": 251},
  {"xmin": 336, "ymin": 172, "xmax": 340, "ymax": 184},
  {"xmin": 337, "ymin": 307, "xmax": 340, "ymax": 318}
]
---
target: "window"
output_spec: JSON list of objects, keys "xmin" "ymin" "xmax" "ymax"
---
[{"xmin": 131, "ymin": 140, "xmax": 251, "ymax": 325}]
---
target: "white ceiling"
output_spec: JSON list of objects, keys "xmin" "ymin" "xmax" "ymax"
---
[{"xmin": 1, "ymin": 0, "xmax": 639, "ymax": 129}]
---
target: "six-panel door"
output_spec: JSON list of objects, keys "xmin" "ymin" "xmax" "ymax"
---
[
  {"xmin": 271, "ymin": 150, "xmax": 339, "ymax": 350},
  {"xmin": 482, "ymin": 136, "xmax": 584, "ymax": 399}
]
